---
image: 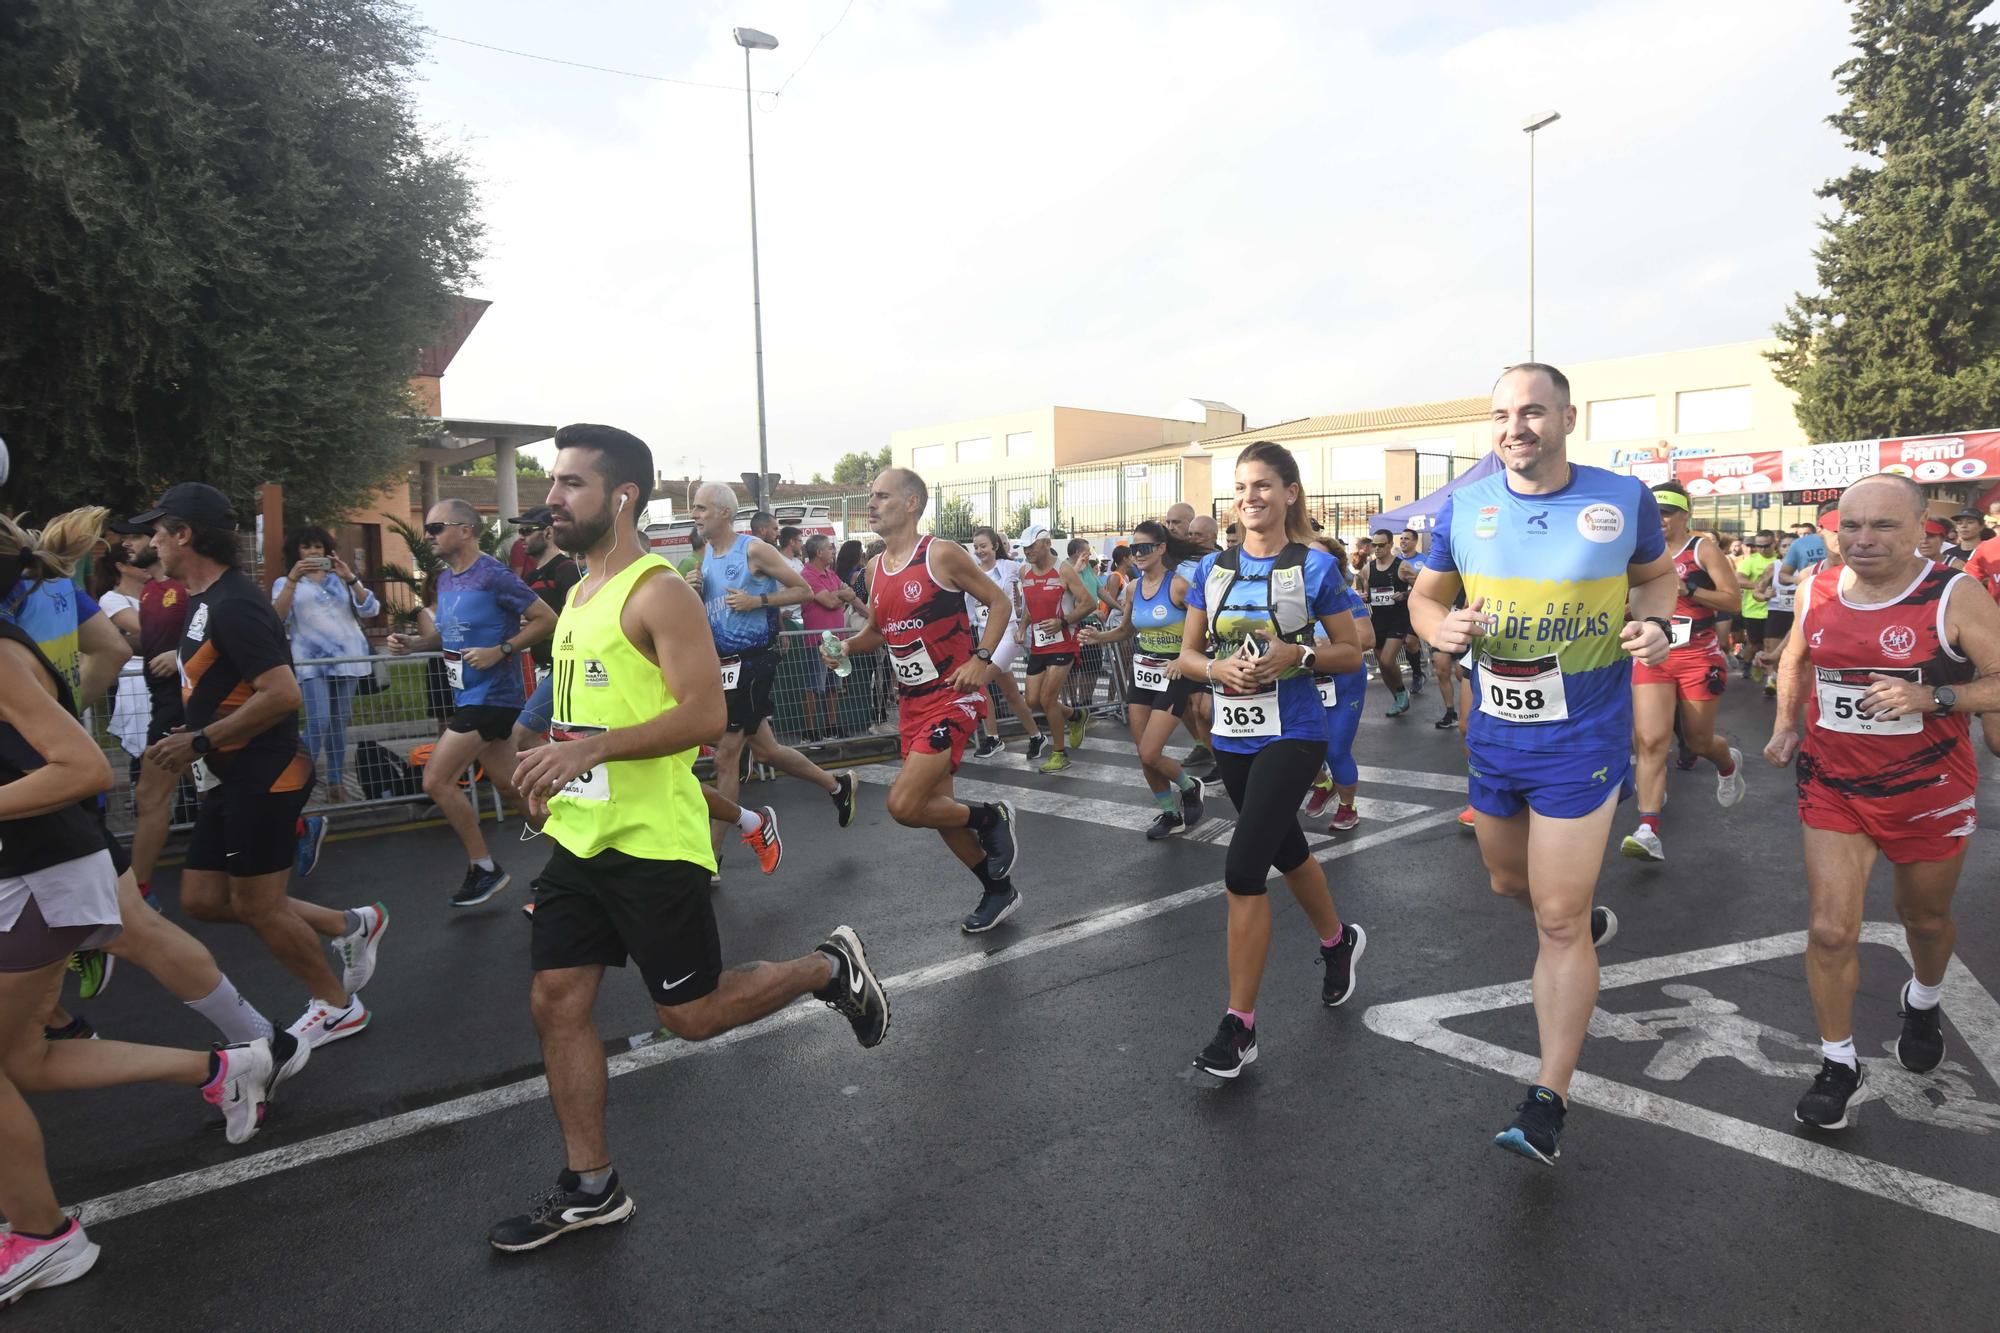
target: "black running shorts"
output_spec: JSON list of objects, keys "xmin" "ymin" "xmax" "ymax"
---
[
  {"xmin": 1026, "ymin": 651, "xmax": 1075, "ymax": 675},
  {"xmin": 724, "ymin": 653, "xmax": 778, "ymax": 733},
  {"xmin": 447, "ymin": 705, "xmax": 523, "ymax": 742},
  {"xmin": 184, "ymin": 780, "xmax": 314, "ymax": 877},
  {"xmin": 531, "ymin": 842, "xmax": 721, "ymax": 1007}
]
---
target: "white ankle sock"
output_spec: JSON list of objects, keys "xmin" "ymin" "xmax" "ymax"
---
[
  {"xmin": 735, "ymin": 807, "xmax": 761, "ymax": 832},
  {"xmin": 1906, "ymin": 975, "xmax": 1943, "ymax": 1010},
  {"xmin": 187, "ymin": 976, "xmax": 273, "ymax": 1043},
  {"xmin": 1821, "ymin": 1036, "xmax": 1857, "ymax": 1069}
]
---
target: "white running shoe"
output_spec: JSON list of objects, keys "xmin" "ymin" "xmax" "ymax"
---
[
  {"xmin": 0, "ymin": 1218, "xmax": 99, "ymax": 1307},
  {"xmin": 1620, "ymin": 826, "xmax": 1665, "ymax": 861},
  {"xmin": 286, "ymin": 996, "xmax": 370, "ymax": 1049},
  {"xmin": 203, "ymin": 1038, "xmax": 278, "ymax": 1145},
  {"xmin": 336, "ymin": 902, "xmax": 389, "ymax": 996},
  {"xmin": 1716, "ymin": 748, "xmax": 1746, "ymax": 808}
]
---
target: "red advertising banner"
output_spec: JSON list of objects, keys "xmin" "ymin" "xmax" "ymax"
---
[{"xmin": 1623, "ymin": 429, "xmax": 2000, "ymax": 496}]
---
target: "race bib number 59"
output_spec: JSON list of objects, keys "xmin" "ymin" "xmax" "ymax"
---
[{"xmin": 1814, "ymin": 667, "xmax": 1923, "ymax": 737}]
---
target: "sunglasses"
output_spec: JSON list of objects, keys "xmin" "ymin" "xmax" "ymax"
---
[
  {"xmin": 516, "ymin": 525, "xmax": 546, "ymax": 536},
  {"xmin": 422, "ymin": 521, "xmax": 468, "ymax": 537},
  {"xmin": 1129, "ymin": 541, "xmax": 1160, "ymax": 556}
]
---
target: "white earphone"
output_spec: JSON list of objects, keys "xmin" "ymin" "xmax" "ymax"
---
[{"xmin": 616, "ymin": 493, "xmax": 627, "ymax": 513}]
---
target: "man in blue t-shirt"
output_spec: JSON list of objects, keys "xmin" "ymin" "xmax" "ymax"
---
[
  {"xmin": 388, "ymin": 500, "xmax": 556, "ymax": 906},
  {"xmin": 1775, "ymin": 504, "xmax": 1834, "ymax": 595},
  {"xmin": 1410, "ymin": 362, "xmax": 1677, "ymax": 1170}
]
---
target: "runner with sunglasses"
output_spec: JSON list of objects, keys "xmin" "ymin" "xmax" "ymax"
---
[{"xmin": 1079, "ymin": 521, "xmax": 1207, "ymax": 839}]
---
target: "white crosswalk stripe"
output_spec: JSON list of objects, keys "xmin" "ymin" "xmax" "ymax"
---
[
  {"xmin": 1001, "ymin": 735, "xmax": 1471, "ymax": 795},
  {"xmin": 1005, "ymin": 752, "xmax": 1439, "ymax": 823}
]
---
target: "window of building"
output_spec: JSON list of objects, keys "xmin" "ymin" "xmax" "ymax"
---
[
  {"xmin": 1676, "ymin": 386, "xmax": 1753, "ymax": 435},
  {"xmin": 1006, "ymin": 430, "xmax": 1035, "ymax": 458},
  {"xmin": 1587, "ymin": 396, "xmax": 1655, "ymax": 441},
  {"xmin": 957, "ymin": 436, "xmax": 993, "ymax": 464},
  {"xmin": 913, "ymin": 443, "xmax": 946, "ymax": 469}
]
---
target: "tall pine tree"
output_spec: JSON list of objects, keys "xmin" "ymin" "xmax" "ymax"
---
[{"xmin": 1771, "ymin": 0, "xmax": 2000, "ymax": 442}]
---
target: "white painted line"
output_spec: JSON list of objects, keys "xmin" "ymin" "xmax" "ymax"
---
[
  {"xmin": 70, "ymin": 806, "xmax": 1464, "ymax": 1229},
  {"xmin": 1083, "ymin": 739, "xmax": 1468, "ymax": 795},
  {"xmin": 1011, "ymin": 754, "xmax": 1441, "ymax": 824},
  {"xmin": 848, "ymin": 764, "xmax": 1156, "ymax": 832},
  {"xmin": 1363, "ymin": 923, "xmax": 2000, "ymax": 1237}
]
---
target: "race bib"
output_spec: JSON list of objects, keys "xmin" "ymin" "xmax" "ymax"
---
[
  {"xmin": 1814, "ymin": 668, "xmax": 1923, "ymax": 737},
  {"xmin": 1317, "ymin": 680, "xmax": 1338, "ymax": 709},
  {"xmin": 1032, "ymin": 620, "xmax": 1065, "ymax": 650},
  {"xmin": 1669, "ymin": 616, "xmax": 1693, "ymax": 648},
  {"xmin": 1369, "ymin": 588, "xmax": 1396, "ymax": 607},
  {"xmin": 719, "ymin": 655, "xmax": 742, "ymax": 692},
  {"xmin": 192, "ymin": 757, "xmax": 221, "ymax": 793},
  {"xmin": 1132, "ymin": 653, "xmax": 1172, "ymax": 692},
  {"xmin": 442, "ymin": 649, "xmax": 465, "ymax": 692},
  {"xmin": 1211, "ymin": 686, "xmax": 1281, "ymax": 738},
  {"xmin": 548, "ymin": 723, "xmax": 610, "ymax": 801},
  {"xmin": 1477, "ymin": 652, "xmax": 1569, "ymax": 723},
  {"xmin": 888, "ymin": 639, "xmax": 939, "ymax": 690}
]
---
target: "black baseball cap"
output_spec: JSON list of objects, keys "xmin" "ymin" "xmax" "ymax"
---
[
  {"xmin": 1952, "ymin": 507, "xmax": 1982, "ymax": 520},
  {"xmin": 128, "ymin": 482, "xmax": 238, "ymax": 530},
  {"xmin": 107, "ymin": 516, "xmax": 152, "ymax": 535},
  {"xmin": 510, "ymin": 505, "xmax": 556, "ymax": 527}
]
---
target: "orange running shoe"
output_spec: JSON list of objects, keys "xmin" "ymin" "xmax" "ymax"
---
[
  {"xmin": 742, "ymin": 805, "xmax": 783, "ymax": 874},
  {"xmin": 1457, "ymin": 806, "xmax": 1476, "ymax": 829}
]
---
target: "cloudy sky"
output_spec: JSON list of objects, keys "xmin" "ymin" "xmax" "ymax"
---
[{"xmin": 409, "ymin": 0, "xmax": 1859, "ymax": 479}]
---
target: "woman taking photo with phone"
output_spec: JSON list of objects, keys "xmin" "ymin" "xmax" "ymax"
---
[
  {"xmin": 273, "ymin": 525, "xmax": 379, "ymax": 803},
  {"xmin": 1176, "ymin": 441, "xmax": 1367, "ymax": 1078}
]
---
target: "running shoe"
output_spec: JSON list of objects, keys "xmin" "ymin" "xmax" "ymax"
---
[
  {"xmin": 1896, "ymin": 983, "xmax": 1946, "ymax": 1073},
  {"xmin": 296, "ymin": 814, "xmax": 329, "ymax": 878},
  {"xmin": 1795, "ymin": 1057, "xmax": 1863, "ymax": 1129},
  {"xmin": 1715, "ymin": 747, "xmax": 1745, "ymax": 808},
  {"xmin": 67, "ymin": 949, "xmax": 114, "ymax": 1000},
  {"xmin": 1456, "ymin": 806, "xmax": 1477, "ymax": 830},
  {"xmin": 972, "ymin": 731, "xmax": 1005, "ymax": 759},
  {"xmin": 1024, "ymin": 734, "xmax": 1050, "ymax": 766},
  {"xmin": 1493, "ymin": 1085, "xmax": 1565, "ymax": 1165},
  {"xmin": 43, "ymin": 1016, "xmax": 95, "ymax": 1041},
  {"xmin": 961, "ymin": 884, "xmax": 1020, "ymax": 934},
  {"xmin": 830, "ymin": 772, "xmax": 858, "ymax": 828},
  {"xmin": 450, "ymin": 863, "xmax": 511, "ymax": 908},
  {"xmin": 202, "ymin": 1038, "xmax": 278, "ymax": 1145},
  {"xmin": 0, "ymin": 1218, "xmax": 100, "ymax": 1308},
  {"xmin": 1620, "ymin": 827, "xmax": 1665, "ymax": 861},
  {"xmin": 1328, "ymin": 803, "xmax": 1359, "ymax": 832},
  {"xmin": 1409, "ymin": 670, "xmax": 1425, "ymax": 697},
  {"xmin": 742, "ymin": 806, "xmax": 783, "ymax": 874},
  {"xmin": 1320, "ymin": 923, "xmax": 1366, "ymax": 1007},
  {"xmin": 1192, "ymin": 1014, "xmax": 1257, "ymax": 1078},
  {"xmin": 522, "ymin": 900, "xmax": 536, "ymax": 920},
  {"xmin": 1145, "ymin": 810, "xmax": 1185, "ymax": 840},
  {"xmin": 1433, "ymin": 709, "xmax": 1458, "ymax": 730},
  {"xmin": 336, "ymin": 902, "xmax": 389, "ymax": 996},
  {"xmin": 1066, "ymin": 715, "xmax": 1086, "ymax": 751},
  {"xmin": 269, "ymin": 1030, "xmax": 310, "ymax": 1100},
  {"xmin": 1179, "ymin": 776, "xmax": 1206, "ymax": 831},
  {"xmin": 286, "ymin": 996, "xmax": 370, "ymax": 1049},
  {"xmin": 1674, "ymin": 741, "xmax": 1698, "ymax": 771},
  {"xmin": 814, "ymin": 924, "xmax": 890, "ymax": 1049},
  {"xmin": 1764, "ymin": 680, "xmax": 1777, "ymax": 698},
  {"xmin": 488, "ymin": 1169, "xmax": 636, "ymax": 1253},
  {"xmin": 1385, "ymin": 695, "xmax": 1410, "ymax": 717},
  {"xmin": 978, "ymin": 800, "xmax": 1018, "ymax": 879},
  {"xmin": 1038, "ymin": 749, "xmax": 1072, "ymax": 774},
  {"xmin": 1303, "ymin": 773, "xmax": 1336, "ymax": 818},
  {"xmin": 1590, "ymin": 905, "xmax": 1618, "ymax": 948},
  {"xmin": 1183, "ymin": 743, "xmax": 1214, "ymax": 770}
]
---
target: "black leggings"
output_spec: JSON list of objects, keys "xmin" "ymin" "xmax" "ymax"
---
[{"xmin": 1211, "ymin": 738, "xmax": 1328, "ymax": 896}]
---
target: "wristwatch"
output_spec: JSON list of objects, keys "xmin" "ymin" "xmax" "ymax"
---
[
  {"xmin": 1643, "ymin": 615, "xmax": 1674, "ymax": 640},
  {"xmin": 973, "ymin": 647, "xmax": 994, "ymax": 663},
  {"xmin": 500, "ymin": 642, "xmax": 517, "ymax": 657},
  {"xmin": 191, "ymin": 730, "xmax": 212, "ymax": 755},
  {"xmin": 1933, "ymin": 685, "xmax": 1957, "ymax": 717},
  {"xmin": 1298, "ymin": 643, "xmax": 1318, "ymax": 673}
]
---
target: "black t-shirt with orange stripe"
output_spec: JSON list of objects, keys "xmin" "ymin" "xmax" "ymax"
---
[{"xmin": 180, "ymin": 568, "xmax": 313, "ymax": 793}]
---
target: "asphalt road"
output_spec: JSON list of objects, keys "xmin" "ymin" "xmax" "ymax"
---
[{"xmin": 22, "ymin": 671, "xmax": 2000, "ymax": 1329}]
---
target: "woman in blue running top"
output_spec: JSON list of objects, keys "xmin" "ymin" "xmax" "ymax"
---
[
  {"xmin": 1176, "ymin": 442, "xmax": 1368, "ymax": 1079},
  {"xmin": 1080, "ymin": 520, "xmax": 1210, "ymax": 840},
  {"xmin": 1303, "ymin": 536, "xmax": 1372, "ymax": 832}
]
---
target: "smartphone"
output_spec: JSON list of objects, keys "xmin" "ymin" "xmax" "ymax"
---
[{"xmin": 305, "ymin": 556, "xmax": 332, "ymax": 571}]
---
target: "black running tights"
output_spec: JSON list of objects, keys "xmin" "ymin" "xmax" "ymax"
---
[{"xmin": 1211, "ymin": 738, "xmax": 1327, "ymax": 896}]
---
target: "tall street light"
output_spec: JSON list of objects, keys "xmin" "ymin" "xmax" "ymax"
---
[
  {"xmin": 1521, "ymin": 109, "xmax": 1560, "ymax": 362},
  {"xmin": 734, "ymin": 26, "xmax": 779, "ymax": 510}
]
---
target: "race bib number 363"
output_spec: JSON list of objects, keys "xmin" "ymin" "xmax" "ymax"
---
[{"xmin": 1211, "ymin": 686, "xmax": 1280, "ymax": 738}]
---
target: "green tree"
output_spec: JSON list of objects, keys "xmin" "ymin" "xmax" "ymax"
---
[
  {"xmin": 930, "ymin": 495, "xmax": 976, "ymax": 541},
  {"xmin": 0, "ymin": 0, "xmax": 483, "ymax": 522},
  {"xmin": 454, "ymin": 453, "xmax": 547, "ymax": 478},
  {"xmin": 1771, "ymin": 0, "xmax": 2000, "ymax": 441},
  {"xmin": 815, "ymin": 445, "xmax": 892, "ymax": 488}
]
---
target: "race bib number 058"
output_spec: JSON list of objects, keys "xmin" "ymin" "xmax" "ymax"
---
[{"xmin": 1477, "ymin": 652, "xmax": 1568, "ymax": 724}]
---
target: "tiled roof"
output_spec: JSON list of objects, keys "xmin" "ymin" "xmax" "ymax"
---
[{"xmin": 1201, "ymin": 396, "xmax": 1488, "ymax": 448}]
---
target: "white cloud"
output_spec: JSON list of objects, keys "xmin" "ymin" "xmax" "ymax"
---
[{"xmin": 414, "ymin": 0, "xmax": 1854, "ymax": 478}]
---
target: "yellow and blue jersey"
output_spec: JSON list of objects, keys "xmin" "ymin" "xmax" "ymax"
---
[
  {"xmin": 1187, "ymin": 545, "xmax": 1343, "ymax": 753},
  {"xmin": 1427, "ymin": 463, "xmax": 1664, "ymax": 752}
]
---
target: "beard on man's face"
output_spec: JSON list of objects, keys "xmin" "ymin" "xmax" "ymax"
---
[
  {"xmin": 129, "ymin": 546, "xmax": 160, "ymax": 569},
  {"xmin": 555, "ymin": 510, "xmax": 611, "ymax": 555}
]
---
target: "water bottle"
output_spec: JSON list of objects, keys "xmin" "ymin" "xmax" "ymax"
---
[{"xmin": 821, "ymin": 629, "xmax": 853, "ymax": 678}]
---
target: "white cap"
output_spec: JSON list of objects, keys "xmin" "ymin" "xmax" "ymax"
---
[{"xmin": 1017, "ymin": 522, "xmax": 1053, "ymax": 547}]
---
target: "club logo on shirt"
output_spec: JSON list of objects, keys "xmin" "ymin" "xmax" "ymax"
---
[
  {"xmin": 583, "ymin": 659, "xmax": 609, "ymax": 687},
  {"xmin": 1526, "ymin": 510, "xmax": 1549, "ymax": 532},
  {"xmin": 1475, "ymin": 506, "xmax": 1500, "ymax": 539},
  {"xmin": 1274, "ymin": 567, "xmax": 1300, "ymax": 591},
  {"xmin": 1577, "ymin": 503, "xmax": 1626, "ymax": 543},
  {"xmin": 1151, "ymin": 604, "xmax": 1167, "ymax": 620},
  {"xmin": 904, "ymin": 580, "xmax": 923, "ymax": 600},
  {"xmin": 185, "ymin": 603, "xmax": 210, "ymax": 643},
  {"xmin": 1878, "ymin": 625, "xmax": 1917, "ymax": 659}
]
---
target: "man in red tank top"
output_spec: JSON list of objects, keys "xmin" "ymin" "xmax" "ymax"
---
[
  {"xmin": 1765, "ymin": 473, "xmax": 2000, "ymax": 1132},
  {"xmin": 822, "ymin": 469, "xmax": 1025, "ymax": 933},
  {"xmin": 1015, "ymin": 523, "xmax": 1092, "ymax": 775}
]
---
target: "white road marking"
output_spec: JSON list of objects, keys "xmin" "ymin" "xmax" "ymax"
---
[
  {"xmin": 1016, "ymin": 754, "xmax": 1441, "ymax": 823},
  {"xmin": 67, "ymin": 808, "xmax": 1464, "ymax": 1229},
  {"xmin": 1364, "ymin": 924, "xmax": 2000, "ymax": 1237},
  {"xmin": 1082, "ymin": 739, "xmax": 1469, "ymax": 794},
  {"xmin": 848, "ymin": 764, "xmax": 1156, "ymax": 832}
]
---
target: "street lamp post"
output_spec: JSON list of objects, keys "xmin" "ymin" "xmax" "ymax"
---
[
  {"xmin": 734, "ymin": 27, "xmax": 779, "ymax": 510},
  {"xmin": 1521, "ymin": 109, "xmax": 1560, "ymax": 362}
]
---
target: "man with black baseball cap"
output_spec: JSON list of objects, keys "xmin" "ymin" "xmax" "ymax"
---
[
  {"xmin": 137, "ymin": 482, "xmax": 389, "ymax": 1053},
  {"xmin": 511, "ymin": 505, "xmax": 580, "ymax": 614}
]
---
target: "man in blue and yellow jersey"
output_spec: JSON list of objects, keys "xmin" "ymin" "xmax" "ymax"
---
[
  {"xmin": 1411, "ymin": 363, "xmax": 1676, "ymax": 1168},
  {"xmin": 489, "ymin": 425, "xmax": 889, "ymax": 1255}
]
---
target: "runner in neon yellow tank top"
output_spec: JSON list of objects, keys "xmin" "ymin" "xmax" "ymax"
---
[{"xmin": 488, "ymin": 425, "xmax": 890, "ymax": 1256}]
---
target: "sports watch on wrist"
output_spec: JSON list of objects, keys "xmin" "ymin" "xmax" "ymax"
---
[
  {"xmin": 500, "ymin": 642, "xmax": 517, "ymax": 657},
  {"xmin": 1643, "ymin": 615, "xmax": 1674, "ymax": 640},
  {"xmin": 973, "ymin": 647, "xmax": 994, "ymax": 663},
  {"xmin": 1933, "ymin": 685, "xmax": 1957, "ymax": 717},
  {"xmin": 191, "ymin": 730, "xmax": 212, "ymax": 755}
]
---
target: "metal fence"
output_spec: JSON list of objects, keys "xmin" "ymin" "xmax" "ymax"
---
[{"xmin": 931, "ymin": 460, "xmax": 1184, "ymax": 543}]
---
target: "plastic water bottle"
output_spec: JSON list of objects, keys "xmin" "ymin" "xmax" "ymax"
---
[{"xmin": 821, "ymin": 629, "xmax": 853, "ymax": 678}]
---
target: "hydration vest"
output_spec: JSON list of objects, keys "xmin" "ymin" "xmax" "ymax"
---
[{"xmin": 1202, "ymin": 543, "xmax": 1315, "ymax": 651}]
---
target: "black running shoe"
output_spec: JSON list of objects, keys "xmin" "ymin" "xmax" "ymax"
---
[
  {"xmin": 1795, "ymin": 1057, "xmax": 1863, "ymax": 1129},
  {"xmin": 488, "ymin": 1169, "xmax": 637, "ymax": 1252},
  {"xmin": 1433, "ymin": 709, "xmax": 1458, "ymax": 730},
  {"xmin": 978, "ymin": 800, "xmax": 1018, "ymax": 879},
  {"xmin": 450, "ymin": 863, "xmax": 511, "ymax": 907},
  {"xmin": 830, "ymin": 772, "xmax": 858, "ymax": 828},
  {"xmin": 973, "ymin": 731, "xmax": 1004, "ymax": 759},
  {"xmin": 1024, "ymin": 734, "xmax": 1050, "ymax": 765},
  {"xmin": 1896, "ymin": 984, "xmax": 1946, "ymax": 1073},
  {"xmin": 44, "ymin": 1015, "xmax": 95, "ymax": 1041},
  {"xmin": 961, "ymin": 884, "xmax": 1020, "ymax": 934},
  {"xmin": 1590, "ymin": 906, "xmax": 1618, "ymax": 948},
  {"xmin": 1145, "ymin": 810, "xmax": 1184, "ymax": 840},
  {"xmin": 1183, "ymin": 743, "xmax": 1215, "ymax": 770},
  {"xmin": 1179, "ymin": 777, "xmax": 1206, "ymax": 831},
  {"xmin": 1493, "ymin": 1085, "xmax": 1566, "ymax": 1164},
  {"xmin": 814, "ymin": 925, "xmax": 890, "ymax": 1048},
  {"xmin": 1193, "ymin": 1014, "xmax": 1257, "ymax": 1078},
  {"xmin": 1320, "ymin": 923, "xmax": 1367, "ymax": 1007}
]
